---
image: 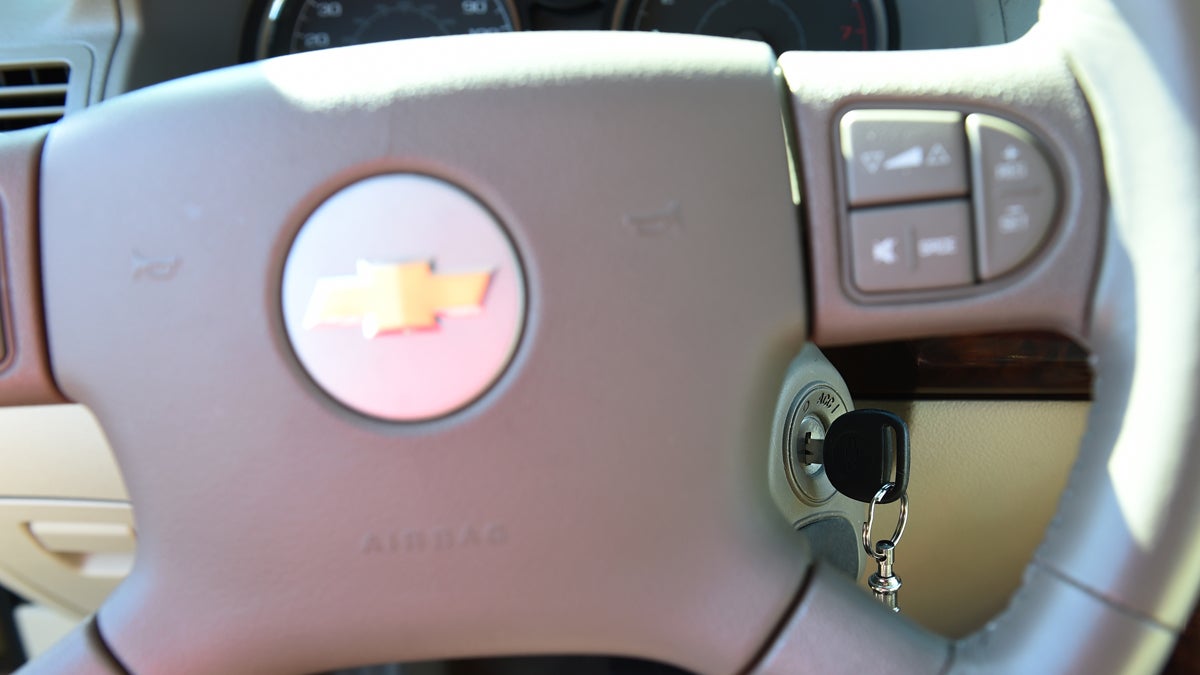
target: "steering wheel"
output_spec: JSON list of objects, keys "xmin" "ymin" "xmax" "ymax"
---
[{"xmin": 4, "ymin": 0, "xmax": 1198, "ymax": 671}]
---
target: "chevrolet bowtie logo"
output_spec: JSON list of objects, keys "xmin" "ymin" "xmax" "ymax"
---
[{"xmin": 304, "ymin": 260, "xmax": 493, "ymax": 338}]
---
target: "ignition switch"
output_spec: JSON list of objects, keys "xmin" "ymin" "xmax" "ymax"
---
[
  {"xmin": 766, "ymin": 343, "xmax": 863, "ymax": 578},
  {"xmin": 782, "ymin": 383, "xmax": 848, "ymax": 503}
]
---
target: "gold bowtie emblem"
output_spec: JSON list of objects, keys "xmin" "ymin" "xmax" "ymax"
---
[{"xmin": 304, "ymin": 260, "xmax": 493, "ymax": 338}]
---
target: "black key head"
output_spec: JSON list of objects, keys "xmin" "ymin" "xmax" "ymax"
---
[{"xmin": 822, "ymin": 409, "xmax": 910, "ymax": 504}]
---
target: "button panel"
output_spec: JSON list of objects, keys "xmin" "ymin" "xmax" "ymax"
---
[{"xmin": 839, "ymin": 109, "xmax": 1061, "ymax": 294}]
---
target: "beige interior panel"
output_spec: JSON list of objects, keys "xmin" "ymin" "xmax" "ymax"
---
[
  {"xmin": 0, "ymin": 404, "xmax": 127, "ymax": 617},
  {"xmin": 0, "ymin": 500, "xmax": 133, "ymax": 617},
  {"xmin": 0, "ymin": 405, "xmax": 125, "ymax": 502},
  {"xmin": 858, "ymin": 399, "xmax": 1088, "ymax": 638},
  {"xmin": 14, "ymin": 604, "xmax": 80, "ymax": 660}
]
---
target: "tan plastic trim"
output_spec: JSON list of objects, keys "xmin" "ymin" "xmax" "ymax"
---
[
  {"xmin": 858, "ymin": 399, "xmax": 1087, "ymax": 638},
  {"xmin": 28, "ymin": 522, "xmax": 135, "ymax": 558},
  {"xmin": 15, "ymin": 616, "xmax": 124, "ymax": 675},
  {"xmin": 0, "ymin": 2, "xmax": 118, "ymax": 108},
  {"xmin": 14, "ymin": 604, "xmax": 84, "ymax": 661},
  {"xmin": 0, "ymin": 500, "xmax": 134, "ymax": 616},
  {"xmin": 0, "ymin": 405, "xmax": 125, "ymax": 501},
  {"xmin": 0, "ymin": 45, "xmax": 96, "ymax": 117}
]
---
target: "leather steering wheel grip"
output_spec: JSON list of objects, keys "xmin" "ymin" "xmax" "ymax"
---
[{"xmin": 952, "ymin": 0, "xmax": 1200, "ymax": 668}]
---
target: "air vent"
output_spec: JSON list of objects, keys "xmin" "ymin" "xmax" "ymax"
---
[{"xmin": 0, "ymin": 63, "xmax": 70, "ymax": 132}]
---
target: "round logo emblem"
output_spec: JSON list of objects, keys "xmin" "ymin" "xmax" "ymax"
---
[{"xmin": 281, "ymin": 174, "xmax": 525, "ymax": 421}]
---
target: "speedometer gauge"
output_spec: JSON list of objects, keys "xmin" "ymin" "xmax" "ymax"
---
[
  {"xmin": 257, "ymin": 0, "xmax": 519, "ymax": 58},
  {"xmin": 618, "ymin": 0, "xmax": 886, "ymax": 53}
]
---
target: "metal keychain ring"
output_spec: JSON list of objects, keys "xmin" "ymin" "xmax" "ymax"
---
[{"xmin": 862, "ymin": 482, "xmax": 909, "ymax": 562}]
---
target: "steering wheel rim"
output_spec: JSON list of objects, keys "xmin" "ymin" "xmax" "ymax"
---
[{"xmin": 5, "ymin": 0, "xmax": 1200, "ymax": 672}]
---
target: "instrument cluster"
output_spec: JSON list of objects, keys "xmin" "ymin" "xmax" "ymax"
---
[{"xmin": 253, "ymin": 0, "xmax": 889, "ymax": 59}]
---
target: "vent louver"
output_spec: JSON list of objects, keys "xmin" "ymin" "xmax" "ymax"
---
[{"xmin": 0, "ymin": 63, "xmax": 70, "ymax": 132}]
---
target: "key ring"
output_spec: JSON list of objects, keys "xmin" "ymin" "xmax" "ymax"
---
[{"xmin": 862, "ymin": 482, "xmax": 908, "ymax": 562}]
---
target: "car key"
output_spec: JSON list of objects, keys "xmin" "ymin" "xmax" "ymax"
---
[
  {"xmin": 804, "ymin": 410, "xmax": 912, "ymax": 611},
  {"xmin": 806, "ymin": 408, "xmax": 910, "ymax": 504}
]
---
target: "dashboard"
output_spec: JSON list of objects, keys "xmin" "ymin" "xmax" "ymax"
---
[
  {"xmin": 88, "ymin": 0, "xmax": 1040, "ymax": 96},
  {"xmin": 251, "ymin": 0, "xmax": 888, "ymax": 58}
]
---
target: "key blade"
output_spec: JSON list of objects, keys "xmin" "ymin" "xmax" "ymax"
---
[{"xmin": 802, "ymin": 434, "xmax": 825, "ymax": 464}]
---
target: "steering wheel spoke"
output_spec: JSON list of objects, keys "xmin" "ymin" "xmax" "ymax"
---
[{"xmin": 780, "ymin": 28, "xmax": 1105, "ymax": 346}]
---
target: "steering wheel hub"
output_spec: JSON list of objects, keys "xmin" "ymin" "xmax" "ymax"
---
[{"xmin": 281, "ymin": 173, "xmax": 526, "ymax": 422}]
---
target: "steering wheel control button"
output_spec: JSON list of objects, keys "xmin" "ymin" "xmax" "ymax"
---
[
  {"xmin": 849, "ymin": 200, "xmax": 974, "ymax": 293},
  {"xmin": 966, "ymin": 114, "xmax": 1060, "ymax": 280},
  {"xmin": 840, "ymin": 109, "xmax": 968, "ymax": 207},
  {"xmin": 281, "ymin": 173, "xmax": 525, "ymax": 422}
]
